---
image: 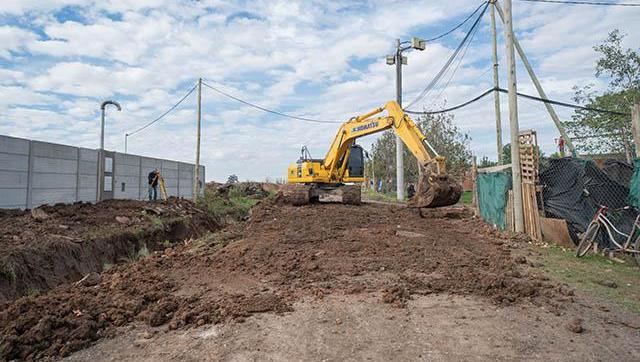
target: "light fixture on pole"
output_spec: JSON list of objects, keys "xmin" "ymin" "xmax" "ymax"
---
[
  {"xmin": 386, "ymin": 36, "xmax": 425, "ymax": 201},
  {"xmin": 98, "ymin": 100, "xmax": 121, "ymax": 201}
]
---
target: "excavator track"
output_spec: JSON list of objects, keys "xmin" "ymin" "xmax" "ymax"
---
[
  {"xmin": 341, "ymin": 185, "xmax": 361, "ymax": 205},
  {"xmin": 289, "ymin": 184, "xmax": 311, "ymax": 206}
]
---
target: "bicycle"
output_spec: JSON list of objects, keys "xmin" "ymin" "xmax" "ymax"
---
[{"xmin": 576, "ymin": 206, "xmax": 640, "ymax": 267}]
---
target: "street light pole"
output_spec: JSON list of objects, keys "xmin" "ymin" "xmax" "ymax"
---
[
  {"xmin": 387, "ymin": 37, "xmax": 425, "ymax": 201},
  {"xmin": 394, "ymin": 39, "xmax": 404, "ymax": 201},
  {"xmin": 98, "ymin": 100, "xmax": 121, "ymax": 202},
  {"xmin": 124, "ymin": 133, "xmax": 129, "ymax": 154}
]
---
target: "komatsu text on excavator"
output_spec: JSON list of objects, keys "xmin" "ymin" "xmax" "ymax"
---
[{"xmin": 286, "ymin": 101, "xmax": 462, "ymax": 207}]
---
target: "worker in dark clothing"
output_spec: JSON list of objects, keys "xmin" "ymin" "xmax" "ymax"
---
[
  {"xmin": 148, "ymin": 169, "xmax": 159, "ymax": 201},
  {"xmin": 407, "ymin": 183, "xmax": 415, "ymax": 199}
]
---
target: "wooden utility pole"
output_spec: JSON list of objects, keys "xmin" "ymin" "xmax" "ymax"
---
[
  {"xmin": 503, "ymin": 0, "xmax": 524, "ymax": 233},
  {"xmin": 193, "ymin": 77, "xmax": 202, "ymax": 202},
  {"xmin": 632, "ymin": 102, "xmax": 640, "ymax": 156},
  {"xmin": 495, "ymin": 1, "xmax": 576, "ymax": 157},
  {"xmin": 490, "ymin": 0, "xmax": 503, "ymax": 164}
]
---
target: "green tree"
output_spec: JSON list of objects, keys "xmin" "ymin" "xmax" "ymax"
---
[
  {"xmin": 366, "ymin": 112, "xmax": 471, "ymax": 191},
  {"xmin": 564, "ymin": 29, "xmax": 639, "ymax": 161},
  {"xmin": 479, "ymin": 156, "xmax": 497, "ymax": 168}
]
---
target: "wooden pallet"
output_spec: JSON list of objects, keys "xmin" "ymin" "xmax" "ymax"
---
[{"xmin": 518, "ymin": 130, "xmax": 542, "ymax": 241}]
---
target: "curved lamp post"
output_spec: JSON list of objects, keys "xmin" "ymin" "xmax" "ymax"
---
[
  {"xmin": 100, "ymin": 100, "xmax": 122, "ymax": 150},
  {"xmin": 98, "ymin": 100, "xmax": 121, "ymax": 201}
]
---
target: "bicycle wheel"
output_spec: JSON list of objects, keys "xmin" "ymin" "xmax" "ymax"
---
[
  {"xmin": 576, "ymin": 222, "xmax": 599, "ymax": 257},
  {"xmin": 633, "ymin": 233, "xmax": 640, "ymax": 267}
]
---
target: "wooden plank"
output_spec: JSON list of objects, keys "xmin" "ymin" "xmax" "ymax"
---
[{"xmin": 478, "ymin": 163, "xmax": 512, "ymax": 174}]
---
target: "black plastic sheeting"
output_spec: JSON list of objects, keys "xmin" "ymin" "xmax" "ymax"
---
[
  {"xmin": 602, "ymin": 159, "xmax": 634, "ymax": 187},
  {"xmin": 539, "ymin": 158, "xmax": 633, "ymax": 246}
]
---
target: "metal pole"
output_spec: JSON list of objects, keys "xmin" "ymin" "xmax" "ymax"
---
[
  {"xmin": 124, "ymin": 134, "xmax": 128, "ymax": 154},
  {"xmin": 395, "ymin": 39, "xmax": 405, "ymax": 201},
  {"xmin": 193, "ymin": 77, "xmax": 202, "ymax": 202},
  {"xmin": 98, "ymin": 100, "xmax": 121, "ymax": 202},
  {"xmin": 495, "ymin": 1, "xmax": 576, "ymax": 157},
  {"xmin": 490, "ymin": 1, "xmax": 503, "ymax": 164},
  {"xmin": 503, "ymin": 0, "xmax": 524, "ymax": 233}
]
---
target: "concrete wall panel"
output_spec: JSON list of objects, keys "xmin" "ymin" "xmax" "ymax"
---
[
  {"xmin": 0, "ymin": 189, "xmax": 27, "ymax": 208},
  {"xmin": 0, "ymin": 170, "xmax": 28, "ymax": 187},
  {"xmin": 0, "ymin": 135, "xmax": 29, "ymax": 155},
  {"xmin": 32, "ymin": 157, "xmax": 77, "ymax": 174},
  {"xmin": 31, "ymin": 173, "xmax": 77, "ymax": 189},
  {"xmin": 31, "ymin": 189, "xmax": 77, "ymax": 206},
  {"xmin": 0, "ymin": 153, "xmax": 28, "ymax": 172},
  {"xmin": 31, "ymin": 141, "xmax": 77, "ymax": 160}
]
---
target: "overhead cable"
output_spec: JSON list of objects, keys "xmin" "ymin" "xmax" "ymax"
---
[
  {"xmin": 404, "ymin": 87, "xmax": 631, "ymax": 116},
  {"xmin": 426, "ymin": 16, "xmax": 483, "ymax": 109},
  {"xmin": 201, "ymin": 81, "xmax": 341, "ymax": 124},
  {"xmin": 404, "ymin": 2, "xmax": 489, "ymax": 109},
  {"xmin": 424, "ymin": 2, "xmax": 488, "ymax": 42},
  {"xmin": 127, "ymin": 83, "xmax": 198, "ymax": 137},
  {"xmin": 518, "ymin": 0, "xmax": 640, "ymax": 6}
]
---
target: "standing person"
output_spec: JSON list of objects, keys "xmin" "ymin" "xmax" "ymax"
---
[{"xmin": 148, "ymin": 169, "xmax": 159, "ymax": 201}]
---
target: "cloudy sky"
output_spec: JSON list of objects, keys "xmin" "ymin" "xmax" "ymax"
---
[{"xmin": 1, "ymin": 0, "xmax": 639, "ymax": 181}]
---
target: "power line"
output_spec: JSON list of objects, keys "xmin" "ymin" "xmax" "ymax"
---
[
  {"xmin": 127, "ymin": 83, "xmax": 198, "ymax": 137},
  {"xmin": 405, "ymin": 88, "xmax": 495, "ymax": 114},
  {"xmin": 404, "ymin": 87, "xmax": 631, "ymax": 115},
  {"xmin": 426, "ymin": 16, "xmax": 483, "ymax": 109},
  {"xmin": 518, "ymin": 0, "xmax": 640, "ymax": 6},
  {"xmin": 424, "ymin": 2, "xmax": 488, "ymax": 42},
  {"xmin": 201, "ymin": 81, "xmax": 341, "ymax": 124},
  {"xmin": 405, "ymin": 2, "xmax": 489, "ymax": 109}
]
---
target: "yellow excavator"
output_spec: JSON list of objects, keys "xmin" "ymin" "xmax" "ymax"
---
[{"xmin": 286, "ymin": 101, "xmax": 462, "ymax": 207}]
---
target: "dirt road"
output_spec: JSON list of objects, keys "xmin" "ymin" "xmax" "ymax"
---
[{"xmin": 2, "ymin": 200, "xmax": 639, "ymax": 361}]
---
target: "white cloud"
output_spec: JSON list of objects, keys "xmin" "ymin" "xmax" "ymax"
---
[
  {"xmin": 1, "ymin": 0, "xmax": 639, "ymax": 180},
  {"xmin": 0, "ymin": 26, "xmax": 38, "ymax": 58}
]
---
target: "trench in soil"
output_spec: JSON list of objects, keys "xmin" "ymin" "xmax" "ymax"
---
[{"xmin": 0, "ymin": 216, "xmax": 215, "ymax": 304}]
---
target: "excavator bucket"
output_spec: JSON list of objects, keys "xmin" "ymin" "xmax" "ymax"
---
[{"xmin": 409, "ymin": 173, "xmax": 462, "ymax": 208}]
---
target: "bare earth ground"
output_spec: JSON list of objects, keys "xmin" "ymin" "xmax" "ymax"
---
[{"xmin": 2, "ymin": 200, "xmax": 640, "ymax": 361}]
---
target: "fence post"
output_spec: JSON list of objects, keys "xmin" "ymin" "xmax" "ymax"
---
[
  {"xmin": 471, "ymin": 156, "xmax": 479, "ymax": 216},
  {"xmin": 632, "ymin": 102, "xmax": 640, "ymax": 157}
]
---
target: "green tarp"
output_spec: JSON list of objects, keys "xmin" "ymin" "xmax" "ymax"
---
[
  {"xmin": 477, "ymin": 171, "xmax": 512, "ymax": 230},
  {"xmin": 627, "ymin": 158, "xmax": 640, "ymax": 208}
]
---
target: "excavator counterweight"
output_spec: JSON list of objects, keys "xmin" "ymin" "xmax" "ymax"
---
[{"xmin": 285, "ymin": 101, "xmax": 462, "ymax": 207}]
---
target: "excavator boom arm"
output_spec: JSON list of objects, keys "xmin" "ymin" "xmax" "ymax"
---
[{"xmin": 322, "ymin": 101, "xmax": 445, "ymax": 176}]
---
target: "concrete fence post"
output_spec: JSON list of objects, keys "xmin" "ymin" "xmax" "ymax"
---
[{"xmin": 26, "ymin": 140, "xmax": 33, "ymax": 209}]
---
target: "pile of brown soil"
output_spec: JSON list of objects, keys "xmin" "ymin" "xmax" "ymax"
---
[
  {"xmin": 0, "ymin": 201, "xmax": 564, "ymax": 360},
  {"xmin": 0, "ymin": 198, "xmax": 219, "ymax": 303}
]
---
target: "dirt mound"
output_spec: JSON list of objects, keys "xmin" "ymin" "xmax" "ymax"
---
[
  {"xmin": 0, "ymin": 201, "xmax": 563, "ymax": 360},
  {"xmin": 0, "ymin": 198, "xmax": 219, "ymax": 303}
]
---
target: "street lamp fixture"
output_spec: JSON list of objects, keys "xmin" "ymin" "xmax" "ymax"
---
[{"xmin": 386, "ymin": 37, "xmax": 425, "ymax": 201}]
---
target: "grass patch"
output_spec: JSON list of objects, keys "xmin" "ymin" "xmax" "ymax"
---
[
  {"xmin": 538, "ymin": 244, "xmax": 640, "ymax": 314},
  {"xmin": 137, "ymin": 244, "xmax": 150, "ymax": 258},
  {"xmin": 198, "ymin": 187, "xmax": 260, "ymax": 221},
  {"xmin": 102, "ymin": 262, "xmax": 113, "ymax": 271},
  {"xmin": 460, "ymin": 190, "xmax": 473, "ymax": 205},
  {"xmin": 362, "ymin": 189, "xmax": 403, "ymax": 203}
]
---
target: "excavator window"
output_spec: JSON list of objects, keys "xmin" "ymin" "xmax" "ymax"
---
[{"xmin": 347, "ymin": 145, "xmax": 364, "ymax": 177}]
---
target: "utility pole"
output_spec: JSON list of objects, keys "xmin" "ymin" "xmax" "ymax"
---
[
  {"xmin": 632, "ymin": 102, "xmax": 640, "ymax": 156},
  {"xmin": 394, "ymin": 39, "xmax": 405, "ymax": 201},
  {"xmin": 503, "ymin": 0, "xmax": 524, "ymax": 233},
  {"xmin": 386, "ymin": 37, "xmax": 425, "ymax": 201},
  {"xmin": 495, "ymin": 1, "xmax": 576, "ymax": 157},
  {"xmin": 490, "ymin": 0, "xmax": 503, "ymax": 164},
  {"xmin": 193, "ymin": 77, "xmax": 202, "ymax": 202},
  {"xmin": 124, "ymin": 133, "xmax": 129, "ymax": 154}
]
